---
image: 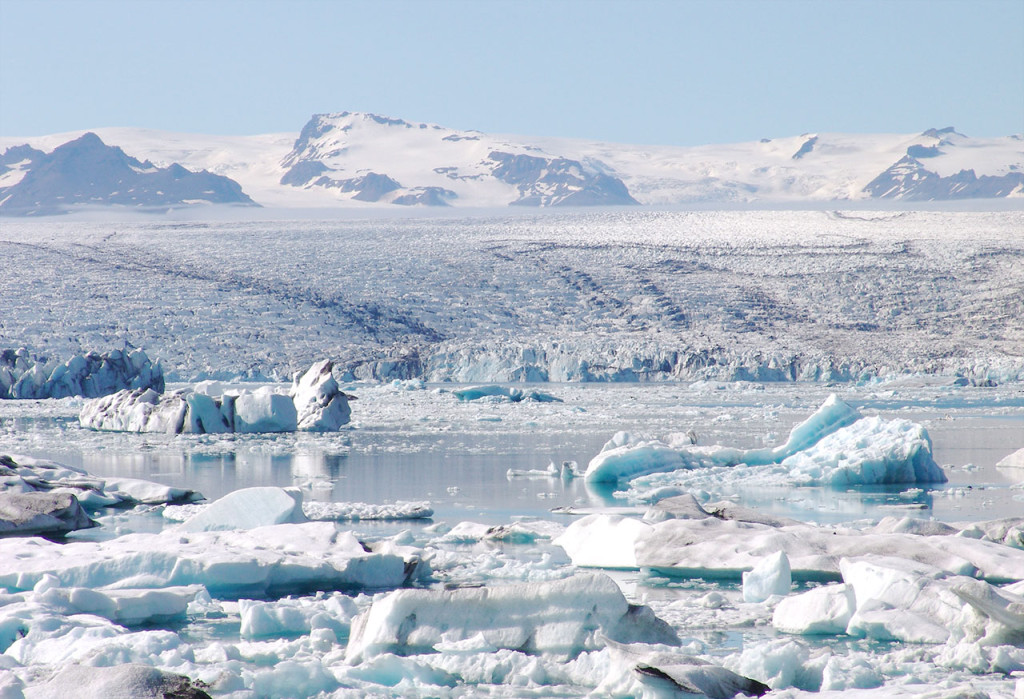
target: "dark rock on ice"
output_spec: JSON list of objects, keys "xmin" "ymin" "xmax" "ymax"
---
[
  {"xmin": 23, "ymin": 663, "xmax": 211, "ymax": 699},
  {"xmin": 0, "ymin": 492, "xmax": 97, "ymax": 537}
]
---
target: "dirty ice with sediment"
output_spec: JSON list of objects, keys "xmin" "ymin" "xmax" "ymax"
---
[{"xmin": 1, "ymin": 209, "xmax": 1023, "ymax": 698}]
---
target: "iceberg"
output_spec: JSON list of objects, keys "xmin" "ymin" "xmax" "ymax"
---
[
  {"xmin": 0, "ymin": 522, "xmax": 422, "ymax": 596},
  {"xmin": 556, "ymin": 513, "xmax": 1024, "ymax": 582},
  {"xmin": 290, "ymin": 359, "xmax": 353, "ymax": 431},
  {"xmin": 177, "ymin": 487, "xmax": 307, "ymax": 532},
  {"xmin": 1, "ymin": 454, "xmax": 203, "ymax": 511},
  {"xmin": 20, "ymin": 664, "xmax": 210, "ymax": 699},
  {"xmin": 79, "ymin": 360, "xmax": 354, "ymax": 433},
  {"xmin": 0, "ymin": 492, "xmax": 96, "ymax": 537},
  {"xmin": 584, "ymin": 394, "xmax": 946, "ymax": 488},
  {"xmin": 452, "ymin": 384, "xmax": 561, "ymax": 403},
  {"xmin": 0, "ymin": 347, "xmax": 163, "ymax": 400},
  {"xmin": 742, "ymin": 550, "xmax": 792, "ymax": 603},
  {"xmin": 345, "ymin": 573, "xmax": 679, "ymax": 663}
]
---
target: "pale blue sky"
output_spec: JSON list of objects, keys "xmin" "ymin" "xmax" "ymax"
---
[{"xmin": 1, "ymin": 0, "xmax": 1021, "ymax": 145}]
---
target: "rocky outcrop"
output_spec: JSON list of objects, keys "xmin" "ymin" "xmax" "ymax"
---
[{"xmin": 0, "ymin": 133, "xmax": 256, "ymax": 216}]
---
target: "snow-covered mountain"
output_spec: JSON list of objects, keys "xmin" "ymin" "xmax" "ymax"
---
[
  {"xmin": 1, "ymin": 115, "xmax": 1021, "ymax": 214},
  {"xmin": 0, "ymin": 133, "xmax": 256, "ymax": 215}
]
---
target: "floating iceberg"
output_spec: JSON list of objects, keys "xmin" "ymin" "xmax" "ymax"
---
[
  {"xmin": 0, "ymin": 347, "xmax": 163, "ymax": 400},
  {"xmin": 345, "ymin": 572, "xmax": 678, "ymax": 663},
  {"xmin": 773, "ymin": 556, "xmax": 1024, "ymax": 647},
  {"xmin": 1, "ymin": 454, "xmax": 202, "ymax": 513},
  {"xmin": 19, "ymin": 664, "xmax": 211, "ymax": 699},
  {"xmin": 177, "ymin": 487, "xmax": 307, "ymax": 532},
  {"xmin": 0, "ymin": 521, "xmax": 422, "ymax": 596},
  {"xmin": 584, "ymin": 394, "xmax": 947, "ymax": 488},
  {"xmin": 0, "ymin": 491, "xmax": 96, "ymax": 537},
  {"xmin": 556, "ymin": 513, "xmax": 1024, "ymax": 582},
  {"xmin": 79, "ymin": 360, "xmax": 353, "ymax": 433},
  {"xmin": 291, "ymin": 359, "xmax": 353, "ymax": 431},
  {"xmin": 452, "ymin": 384, "xmax": 561, "ymax": 403}
]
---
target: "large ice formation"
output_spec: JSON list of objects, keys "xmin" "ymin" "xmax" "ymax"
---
[
  {"xmin": 556, "ymin": 513, "xmax": 1024, "ymax": 582},
  {"xmin": 290, "ymin": 359, "xmax": 353, "ymax": 430},
  {"xmin": 345, "ymin": 572, "xmax": 679, "ymax": 663},
  {"xmin": 0, "ymin": 521, "xmax": 422, "ymax": 596},
  {"xmin": 584, "ymin": 394, "xmax": 946, "ymax": 487},
  {"xmin": 79, "ymin": 360, "xmax": 353, "ymax": 433},
  {"xmin": 0, "ymin": 347, "xmax": 163, "ymax": 400}
]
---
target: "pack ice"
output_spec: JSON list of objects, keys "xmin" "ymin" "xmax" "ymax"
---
[
  {"xmin": 79, "ymin": 359, "xmax": 352, "ymax": 433},
  {"xmin": 584, "ymin": 394, "xmax": 947, "ymax": 490}
]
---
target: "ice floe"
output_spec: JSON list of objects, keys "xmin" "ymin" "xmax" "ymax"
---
[
  {"xmin": 0, "ymin": 454, "xmax": 202, "ymax": 536},
  {"xmin": 452, "ymin": 384, "xmax": 561, "ymax": 403},
  {"xmin": 345, "ymin": 572, "xmax": 678, "ymax": 664}
]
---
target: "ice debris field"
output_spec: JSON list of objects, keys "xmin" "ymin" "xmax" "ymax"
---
[{"xmin": 0, "ymin": 210, "xmax": 1023, "ymax": 698}]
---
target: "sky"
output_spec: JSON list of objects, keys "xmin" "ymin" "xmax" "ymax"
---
[{"xmin": 1, "ymin": 0, "xmax": 1021, "ymax": 146}]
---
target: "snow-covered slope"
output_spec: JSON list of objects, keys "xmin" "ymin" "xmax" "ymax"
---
[{"xmin": 2, "ymin": 115, "xmax": 1021, "ymax": 210}]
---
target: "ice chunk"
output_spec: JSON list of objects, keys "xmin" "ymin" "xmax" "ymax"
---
[
  {"xmin": 584, "ymin": 395, "xmax": 945, "ymax": 487},
  {"xmin": 997, "ymin": 446, "xmax": 1024, "ymax": 470},
  {"xmin": 78, "ymin": 388, "xmax": 186, "ymax": 433},
  {"xmin": 558, "ymin": 513, "xmax": 1024, "ymax": 582},
  {"xmin": 101, "ymin": 477, "xmax": 202, "ymax": 506},
  {"xmin": 841, "ymin": 556, "xmax": 1024, "ymax": 645},
  {"xmin": 345, "ymin": 573, "xmax": 678, "ymax": 663},
  {"xmin": 21, "ymin": 664, "xmax": 209, "ymax": 699},
  {"xmin": 553, "ymin": 514, "xmax": 652, "ymax": 568},
  {"xmin": 600, "ymin": 640, "xmax": 771, "ymax": 698},
  {"xmin": 0, "ymin": 492, "xmax": 96, "ymax": 537},
  {"xmin": 34, "ymin": 583, "xmax": 205, "ymax": 625},
  {"xmin": 742, "ymin": 550, "xmax": 792, "ymax": 602},
  {"xmin": 781, "ymin": 415, "xmax": 946, "ymax": 485},
  {"xmin": 238, "ymin": 593, "xmax": 359, "ymax": 638},
  {"xmin": 0, "ymin": 522, "xmax": 419, "ymax": 595},
  {"xmin": 772, "ymin": 583, "xmax": 856, "ymax": 635},
  {"xmin": 178, "ymin": 487, "xmax": 307, "ymax": 532},
  {"xmin": 290, "ymin": 359, "xmax": 352, "ymax": 431},
  {"xmin": 232, "ymin": 387, "xmax": 298, "ymax": 432},
  {"xmin": 584, "ymin": 440, "xmax": 687, "ymax": 483},
  {"xmin": 741, "ymin": 393, "xmax": 862, "ymax": 465},
  {"xmin": 452, "ymin": 385, "xmax": 560, "ymax": 403}
]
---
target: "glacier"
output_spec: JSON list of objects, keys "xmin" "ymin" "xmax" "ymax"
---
[{"xmin": 0, "ymin": 210, "xmax": 1022, "ymax": 698}]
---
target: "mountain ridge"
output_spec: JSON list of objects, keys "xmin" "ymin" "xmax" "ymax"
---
[{"xmin": 1, "ymin": 113, "xmax": 1021, "ymax": 215}]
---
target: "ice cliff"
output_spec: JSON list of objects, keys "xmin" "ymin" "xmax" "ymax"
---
[{"xmin": 0, "ymin": 348, "xmax": 163, "ymax": 400}]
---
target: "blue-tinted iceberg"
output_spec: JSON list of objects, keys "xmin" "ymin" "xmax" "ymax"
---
[
  {"xmin": 0, "ymin": 348, "xmax": 163, "ymax": 400},
  {"xmin": 584, "ymin": 394, "xmax": 946, "ymax": 487}
]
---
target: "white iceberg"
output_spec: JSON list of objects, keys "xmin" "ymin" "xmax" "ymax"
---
[
  {"xmin": 0, "ymin": 521, "xmax": 422, "ymax": 596},
  {"xmin": 19, "ymin": 664, "xmax": 208, "ymax": 699},
  {"xmin": 177, "ymin": 487, "xmax": 307, "ymax": 532},
  {"xmin": 452, "ymin": 384, "xmax": 561, "ymax": 403},
  {"xmin": 290, "ymin": 359, "xmax": 353, "ymax": 431},
  {"xmin": 79, "ymin": 360, "xmax": 354, "ymax": 434},
  {"xmin": 742, "ymin": 550, "xmax": 792, "ymax": 603},
  {"xmin": 345, "ymin": 573, "xmax": 679, "ymax": 663},
  {"xmin": 556, "ymin": 513, "xmax": 1024, "ymax": 582}
]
